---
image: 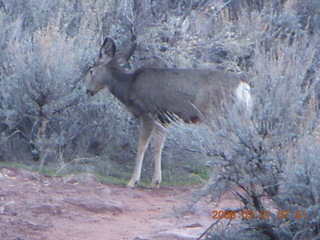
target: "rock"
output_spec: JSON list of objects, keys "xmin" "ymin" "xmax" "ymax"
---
[
  {"xmin": 0, "ymin": 201, "xmax": 19, "ymax": 216},
  {"xmin": 62, "ymin": 173, "xmax": 99, "ymax": 185},
  {"xmin": 0, "ymin": 189, "xmax": 19, "ymax": 197},
  {"xmin": 64, "ymin": 197, "xmax": 123, "ymax": 215},
  {"xmin": 16, "ymin": 168, "xmax": 41, "ymax": 181},
  {"xmin": 0, "ymin": 168, "xmax": 17, "ymax": 178},
  {"xmin": 95, "ymin": 187, "xmax": 112, "ymax": 197},
  {"xmin": 30, "ymin": 203, "xmax": 63, "ymax": 215},
  {"xmin": 153, "ymin": 225, "xmax": 207, "ymax": 240},
  {"xmin": 153, "ymin": 232, "xmax": 196, "ymax": 240},
  {"xmin": 183, "ymin": 223, "xmax": 204, "ymax": 228}
]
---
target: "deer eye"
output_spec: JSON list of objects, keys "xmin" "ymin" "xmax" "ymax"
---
[{"xmin": 90, "ymin": 69, "xmax": 94, "ymax": 75}]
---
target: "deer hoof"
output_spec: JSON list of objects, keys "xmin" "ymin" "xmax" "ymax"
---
[
  {"xmin": 127, "ymin": 179, "xmax": 138, "ymax": 188},
  {"xmin": 150, "ymin": 179, "xmax": 161, "ymax": 188}
]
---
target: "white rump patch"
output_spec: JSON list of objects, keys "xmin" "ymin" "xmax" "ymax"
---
[{"xmin": 235, "ymin": 81, "xmax": 253, "ymax": 114}]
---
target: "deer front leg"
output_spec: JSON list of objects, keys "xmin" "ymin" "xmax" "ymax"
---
[
  {"xmin": 127, "ymin": 117, "xmax": 155, "ymax": 188},
  {"xmin": 151, "ymin": 124, "xmax": 167, "ymax": 188}
]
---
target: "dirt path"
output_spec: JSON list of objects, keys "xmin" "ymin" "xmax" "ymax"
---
[{"xmin": 0, "ymin": 167, "xmax": 241, "ymax": 240}]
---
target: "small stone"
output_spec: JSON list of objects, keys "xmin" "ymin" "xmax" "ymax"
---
[{"xmin": 3, "ymin": 201, "xmax": 19, "ymax": 216}]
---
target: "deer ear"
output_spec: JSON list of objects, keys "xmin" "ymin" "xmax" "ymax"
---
[
  {"xmin": 99, "ymin": 37, "xmax": 116, "ymax": 63},
  {"xmin": 114, "ymin": 42, "xmax": 137, "ymax": 67}
]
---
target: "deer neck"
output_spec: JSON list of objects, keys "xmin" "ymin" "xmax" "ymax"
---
[{"xmin": 109, "ymin": 68, "xmax": 132, "ymax": 105}]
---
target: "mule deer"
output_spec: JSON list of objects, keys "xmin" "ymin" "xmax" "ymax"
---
[{"xmin": 86, "ymin": 37, "xmax": 252, "ymax": 188}]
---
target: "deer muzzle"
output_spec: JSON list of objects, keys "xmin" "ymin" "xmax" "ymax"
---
[{"xmin": 86, "ymin": 89, "xmax": 95, "ymax": 96}]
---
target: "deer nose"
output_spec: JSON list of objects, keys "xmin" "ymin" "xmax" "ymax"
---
[{"xmin": 86, "ymin": 89, "xmax": 94, "ymax": 96}]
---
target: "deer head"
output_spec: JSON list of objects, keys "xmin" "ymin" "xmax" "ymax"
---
[{"xmin": 86, "ymin": 37, "xmax": 137, "ymax": 96}]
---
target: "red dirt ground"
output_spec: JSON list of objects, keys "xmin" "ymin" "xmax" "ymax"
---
[{"xmin": 0, "ymin": 167, "xmax": 242, "ymax": 240}]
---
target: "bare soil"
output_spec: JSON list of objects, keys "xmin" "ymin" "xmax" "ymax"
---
[{"xmin": 0, "ymin": 167, "xmax": 242, "ymax": 240}]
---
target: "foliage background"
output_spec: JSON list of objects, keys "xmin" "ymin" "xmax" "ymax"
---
[{"xmin": 0, "ymin": 0, "xmax": 320, "ymax": 239}]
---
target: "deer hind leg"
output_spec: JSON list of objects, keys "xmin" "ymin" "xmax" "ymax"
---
[
  {"xmin": 151, "ymin": 123, "xmax": 167, "ymax": 188},
  {"xmin": 127, "ymin": 117, "xmax": 155, "ymax": 188}
]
